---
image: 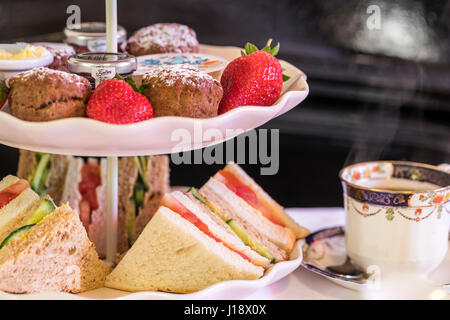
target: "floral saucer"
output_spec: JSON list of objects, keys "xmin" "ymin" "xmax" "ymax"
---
[{"xmin": 302, "ymin": 226, "xmax": 450, "ymax": 292}]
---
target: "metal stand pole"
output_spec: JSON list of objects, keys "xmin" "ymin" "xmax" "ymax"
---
[
  {"xmin": 105, "ymin": 156, "xmax": 118, "ymax": 264},
  {"xmin": 105, "ymin": 0, "xmax": 118, "ymax": 265}
]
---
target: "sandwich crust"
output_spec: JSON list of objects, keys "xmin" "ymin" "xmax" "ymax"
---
[
  {"xmin": 133, "ymin": 155, "xmax": 170, "ymax": 242},
  {"xmin": 0, "ymin": 205, "xmax": 110, "ymax": 293},
  {"xmin": 106, "ymin": 206, "xmax": 263, "ymax": 293},
  {"xmin": 17, "ymin": 150, "xmax": 71, "ymax": 205}
]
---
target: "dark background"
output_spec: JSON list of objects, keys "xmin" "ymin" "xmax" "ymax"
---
[{"xmin": 0, "ymin": 0, "xmax": 449, "ymax": 207}]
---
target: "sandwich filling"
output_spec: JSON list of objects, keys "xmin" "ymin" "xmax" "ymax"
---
[
  {"xmin": 215, "ymin": 170, "xmax": 285, "ymax": 227},
  {"xmin": 189, "ymin": 188, "xmax": 275, "ymax": 263},
  {"xmin": 78, "ymin": 159, "xmax": 101, "ymax": 229},
  {"xmin": 0, "ymin": 198, "xmax": 56, "ymax": 249},
  {"xmin": 0, "ymin": 179, "xmax": 29, "ymax": 210},
  {"xmin": 29, "ymin": 153, "xmax": 51, "ymax": 196},
  {"xmin": 160, "ymin": 193, "xmax": 253, "ymax": 263},
  {"xmin": 127, "ymin": 156, "xmax": 150, "ymax": 244}
]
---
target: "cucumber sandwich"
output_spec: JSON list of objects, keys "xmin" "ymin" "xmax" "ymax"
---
[
  {"xmin": 18, "ymin": 151, "xmax": 171, "ymax": 259},
  {"xmin": 17, "ymin": 150, "xmax": 70, "ymax": 204},
  {"xmin": 0, "ymin": 175, "xmax": 110, "ymax": 294},
  {"xmin": 105, "ymin": 163, "xmax": 308, "ymax": 293}
]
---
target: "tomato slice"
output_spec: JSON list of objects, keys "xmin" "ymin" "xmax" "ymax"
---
[
  {"xmin": 78, "ymin": 160, "xmax": 101, "ymax": 226},
  {"xmin": 160, "ymin": 193, "xmax": 252, "ymax": 262},
  {"xmin": 216, "ymin": 170, "xmax": 285, "ymax": 227},
  {"xmin": 0, "ymin": 179, "xmax": 29, "ymax": 210}
]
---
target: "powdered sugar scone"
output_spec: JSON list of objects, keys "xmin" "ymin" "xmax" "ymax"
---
[
  {"xmin": 141, "ymin": 65, "xmax": 223, "ymax": 118},
  {"xmin": 33, "ymin": 42, "xmax": 76, "ymax": 73},
  {"xmin": 127, "ymin": 23, "xmax": 199, "ymax": 56},
  {"xmin": 8, "ymin": 67, "xmax": 91, "ymax": 121}
]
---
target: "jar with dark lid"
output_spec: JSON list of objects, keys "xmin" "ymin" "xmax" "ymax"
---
[
  {"xmin": 68, "ymin": 52, "xmax": 137, "ymax": 88},
  {"xmin": 64, "ymin": 22, "xmax": 127, "ymax": 53}
]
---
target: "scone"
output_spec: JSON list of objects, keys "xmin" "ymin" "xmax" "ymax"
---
[
  {"xmin": 33, "ymin": 42, "xmax": 75, "ymax": 73},
  {"xmin": 8, "ymin": 67, "xmax": 91, "ymax": 121},
  {"xmin": 141, "ymin": 65, "xmax": 223, "ymax": 118},
  {"xmin": 127, "ymin": 23, "xmax": 199, "ymax": 56}
]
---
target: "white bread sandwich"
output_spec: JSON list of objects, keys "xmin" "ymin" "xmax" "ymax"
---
[
  {"xmin": 118, "ymin": 156, "xmax": 170, "ymax": 253},
  {"xmin": 199, "ymin": 162, "xmax": 309, "ymax": 261},
  {"xmin": 0, "ymin": 175, "xmax": 40, "ymax": 244},
  {"xmin": 221, "ymin": 162, "xmax": 310, "ymax": 239},
  {"xmin": 60, "ymin": 155, "xmax": 170, "ymax": 257},
  {"xmin": 0, "ymin": 186, "xmax": 110, "ymax": 293},
  {"xmin": 105, "ymin": 203, "xmax": 263, "ymax": 293},
  {"xmin": 17, "ymin": 150, "xmax": 70, "ymax": 204},
  {"xmin": 60, "ymin": 157, "xmax": 107, "ymax": 257}
]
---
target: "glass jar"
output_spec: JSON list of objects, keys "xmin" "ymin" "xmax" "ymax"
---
[
  {"xmin": 64, "ymin": 22, "xmax": 127, "ymax": 53},
  {"xmin": 68, "ymin": 52, "xmax": 137, "ymax": 88}
]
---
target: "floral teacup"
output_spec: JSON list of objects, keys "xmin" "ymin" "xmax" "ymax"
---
[{"xmin": 339, "ymin": 161, "xmax": 450, "ymax": 276}]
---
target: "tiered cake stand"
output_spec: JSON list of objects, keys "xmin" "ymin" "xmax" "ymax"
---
[{"xmin": 0, "ymin": 0, "xmax": 309, "ymax": 299}]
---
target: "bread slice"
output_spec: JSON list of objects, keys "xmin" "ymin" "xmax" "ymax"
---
[
  {"xmin": 133, "ymin": 155, "xmax": 170, "ymax": 243},
  {"xmin": 105, "ymin": 206, "xmax": 263, "ymax": 293},
  {"xmin": 46, "ymin": 155, "xmax": 71, "ymax": 205},
  {"xmin": 118, "ymin": 156, "xmax": 170, "ymax": 251},
  {"xmin": 16, "ymin": 150, "xmax": 36, "ymax": 181},
  {"xmin": 17, "ymin": 150, "xmax": 71, "ymax": 205},
  {"xmin": 88, "ymin": 158, "xmax": 107, "ymax": 258},
  {"xmin": 174, "ymin": 191, "xmax": 270, "ymax": 266},
  {"xmin": 0, "ymin": 205, "xmax": 111, "ymax": 293},
  {"xmin": 60, "ymin": 157, "xmax": 84, "ymax": 211},
  {"xmin": 223, "ymin": 162, "xmax": 309, "ymax": 239},
  {"xmin": 117, "ymin": 157, "xmax": 139, "ymax": 253},
  {"xmin": 60, "ymin": 158, "xmax": 107, "ymax": 258},
  {"xmin": 0, "ymin": 176, "xmax": 40, "ymax": 244},
  {"xmin": 200, "ymin": 177, "xmax": 295, "ymax": 257}
]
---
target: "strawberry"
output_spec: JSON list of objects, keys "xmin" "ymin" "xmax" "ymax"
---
[
  {"xmin": 86, "ymin": 77, "xmax": 153, "ymax": 124},
  {"xmin": 0, "ymin": 79, "xmax": 9, "ymax": 109},
  {"xmin": 219, "ymin": 39, "xmax": 289, "ymax": 114}
]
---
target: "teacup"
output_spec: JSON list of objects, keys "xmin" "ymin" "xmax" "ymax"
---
[{"xmin": 339, "ymin": 161, "xmax": 450, "ymax": 276}]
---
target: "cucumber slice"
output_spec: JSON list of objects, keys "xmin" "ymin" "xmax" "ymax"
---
[
  {"xmin": 26, "ymin": 198, "xmax": 56, "ymax": 225},
  {"xmin": 30, "ymin": 153, "xmax": 50, "ymax": 195},
  {"xmin": 188, "ymin": 188, "xmax": 224, "ymax": 219},
  {"xmin": 0, "ymin": 224, "xmax": 35, "ymax": 249},
  {"xmin": 133, "ymin": 156, "xmax": 149, "ymax": 191},
  {"xmin": 188, "ymin": 187, "xmax": 206, "ymax": 204},
  {"xmin": 227, "ymin": 219, "xmax": 275, "ymax": 263},
  {"xmin": 127, "ymin": 199, "xmax": 136, "ymax": 245},
  {"xmin": 188, "ymin": 187, "xmax": 274, "ymax": 263},
  {"xmin": 134, "ymin": 181, "xmax": 146, "ymax": 207}
]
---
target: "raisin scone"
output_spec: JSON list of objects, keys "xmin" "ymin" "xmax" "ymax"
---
[
  {"xmin": 127, "ymin": 23, "xmax": 199, "ymax": 56},
  {"xmin": 8, "ymin": 67, "xmax": 91, "ymax": 121},
  {"xmin": 141, "ymin": 65, "xmax": 222, "ymax": 118}
]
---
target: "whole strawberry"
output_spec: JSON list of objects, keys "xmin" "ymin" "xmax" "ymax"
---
[
  {"xmin": 86, "ymin": 77, "xmax": 153, "ymax": 124},
  {"xmin": 219, "ymin": 39, "xmax": 289, "ymax": 114}
]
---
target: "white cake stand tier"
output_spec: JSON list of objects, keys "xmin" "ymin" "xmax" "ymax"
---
[{"xmin": 0, "ymin": 45, "xmax": 308, "ymax": 156}]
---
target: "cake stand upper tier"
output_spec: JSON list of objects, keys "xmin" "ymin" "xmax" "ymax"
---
[{"xmin": 0, "ymin": 45, "xmax": 308, "ymax": 156}]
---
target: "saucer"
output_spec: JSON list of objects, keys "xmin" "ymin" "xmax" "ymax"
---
[{"xmin": 302, "ymin": 226, "xmax": 450, "ymax": 291}]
